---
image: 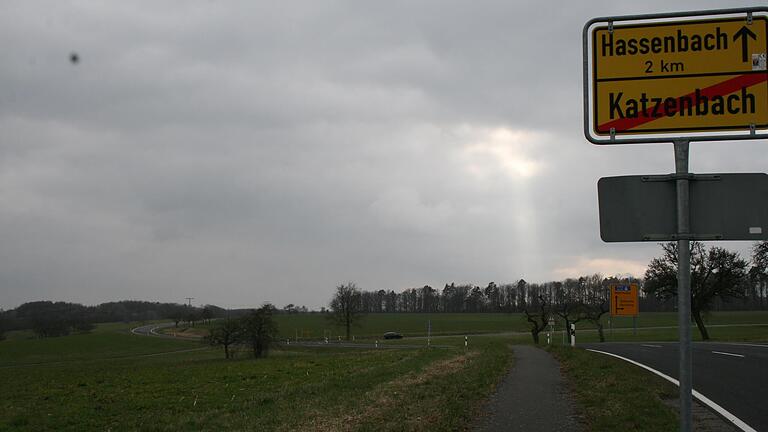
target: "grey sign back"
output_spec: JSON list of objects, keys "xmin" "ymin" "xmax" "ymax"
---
[{"xmin": 598, "ymin": 173, "xmax": 768, "ymax": 242}]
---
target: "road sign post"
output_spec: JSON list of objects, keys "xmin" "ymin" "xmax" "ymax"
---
[
  {"xmin": 609, "ymin": 316, "xmax": 612, "ymax": 338},
  {"xmin": 675, "ymin": 140, "xmax": 693, "ymax": 432},
  {"xmin": 584, "ymin": 9, "xmax": 768, "ymax": 432}
]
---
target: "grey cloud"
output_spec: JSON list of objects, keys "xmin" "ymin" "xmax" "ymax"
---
[{"xmin": 0, "ymin": 0, "xmax": 762, "ymax": 309}]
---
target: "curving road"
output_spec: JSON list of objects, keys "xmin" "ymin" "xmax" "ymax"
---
[{"xmin": 130, "ymin": 322, "xmax": 182, "ymax": 338}]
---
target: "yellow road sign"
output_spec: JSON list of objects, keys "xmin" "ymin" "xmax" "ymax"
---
[
  {"xmin": 585, "ymin": 12, "xmax": 768, "ymax": 140},
  {"xmin": 610, "ymin": 283, "xmax": 639, "ymax": 317}
]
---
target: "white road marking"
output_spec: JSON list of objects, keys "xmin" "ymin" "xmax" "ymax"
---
[
  {"xmin": 706, "ymin": 324, "xmax": 768, "ymax": 328},
  {"xmin": 642, "ymin": 344, "xmax": 663, "ymax": 348},
  {"xmin": 135, "ymin": 347, "xmax": 209, "ymax": 357},
  {"xmin": 587, "ymin": 348, "xmax": 757, "ymax": 432},
  {"xmin": 713, "ymin": 342, "xmax": 768, "ymax": 349},
  {"xmin": 131, "ymin": 323, "xmax": 174, "ymax": 337},
  {"xmin": 712, "ymin": 351, "xmax": 745, "ymax": 358}
]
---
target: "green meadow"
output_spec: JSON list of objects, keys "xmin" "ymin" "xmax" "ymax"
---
[
  {"xmin": 0, "ymin": 326, "xmax": 197, "ymax": 367},
  {"xmin": 271, "ymin": 310, "xmax": 768, "ymax": 341},
  {"xmin": 1, "ymin": 311, "xmax": 766, "ymax": 431},
  {"xmin": 0, "ymin": 322, "xmax": 510, "ymax": 431}
]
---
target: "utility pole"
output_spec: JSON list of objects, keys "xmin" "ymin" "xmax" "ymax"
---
[{"xmin": 185, "ymin": 297, "xmax": 194, "ymax": 307}]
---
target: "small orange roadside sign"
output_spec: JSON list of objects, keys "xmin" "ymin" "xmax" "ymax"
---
[{"xmin": 610, "ymin": 283, "xmax": 639, "ymax": 316}]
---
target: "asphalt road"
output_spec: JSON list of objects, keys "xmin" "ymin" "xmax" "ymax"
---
[
  {"xmin": 580, "ymin": 342, "xmax": 768, "ymax": 432},
  {"xmin": 283, "ymin": 340, "xmax": 451, "ymax": 349}
]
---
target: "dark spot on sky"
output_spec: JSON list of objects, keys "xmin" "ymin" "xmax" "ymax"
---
[{"xmin": 69, "ymin": 52, "xmax": 79, "ymax": 64}]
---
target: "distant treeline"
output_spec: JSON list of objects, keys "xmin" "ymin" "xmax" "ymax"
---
[
  {"xmin": 350, "ymin": 277, "xmax": 623, "ymax": 314},
  {"xmin": 359, "ymin": 242, "xmax": 767, "ymax": 315},
  {"xmin": 0, "ymin": 300, "xmax": 317, "ymax": 339},
  {"xmin": 0, "ymin": 300, "xmax": 230, "ymax": 338},
  {"xmin": 348, "ymin": 275, "xmax": 766, "ymax": 314}
]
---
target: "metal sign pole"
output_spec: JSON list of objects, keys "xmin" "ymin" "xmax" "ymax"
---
[
  {"xmin": 674, "ymin": 139, "xmax": 692, "ymax": 432},
  {"xmin": 584, "ymin": 11, "xmax": 768, "ymax": 432}
]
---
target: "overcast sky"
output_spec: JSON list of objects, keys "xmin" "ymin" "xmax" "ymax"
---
[{"xmin": 0, "ymin": 1, "xmax": 765, "ymax": 309}]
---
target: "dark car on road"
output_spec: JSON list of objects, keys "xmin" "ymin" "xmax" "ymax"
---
[{"xmin": 383, "ymin": 332, "xmax": 403, "ymax": 339}]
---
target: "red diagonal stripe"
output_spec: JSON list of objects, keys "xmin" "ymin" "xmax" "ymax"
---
[{"xmin": 598, "ymin": 72, "xmax": 768, "ymax": 133}]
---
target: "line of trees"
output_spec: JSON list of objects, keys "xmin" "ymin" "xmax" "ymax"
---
[
  {"xmin": 331, "ymin": 242, "xmax": 768, "ymax": 315},
  {"xmin": 325, "ymin": 276, "xmax": 618, "ymax": 344},
  {"xmin": 523, "ymin": 241, "xmax": 766, "ymax": 343},
  {"xmin": 343, "ymin": 278, "xmax": 637, "ymax": 315},
  {"xmin": 328, "ymin": 242, "xmax": 768, "ymax": 344},
  {"xmin": 519, "ymin": 274, "xmax": 614, "ymax": 344}
]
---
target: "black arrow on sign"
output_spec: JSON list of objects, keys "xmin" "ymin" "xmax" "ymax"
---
[{"xmin": 734, "ymin": 25, "xmax": 757, "ymax": 63}]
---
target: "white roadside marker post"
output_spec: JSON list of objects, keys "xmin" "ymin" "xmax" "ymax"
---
[{"xmin": 570, "ymin": 323, "xmax": 576, "ymax": 347}]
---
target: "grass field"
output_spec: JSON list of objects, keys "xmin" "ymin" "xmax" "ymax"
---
[
  {"xmin": 0, "ymin": 323, "xmax": 511, "ymax": 431},
  {"xmin": 1, "ymin": 311, "xmax": 766, "ymax": 431},
  {"xmin": 0, "ymin": 323, "xmax": 200, "ymax": 367}
]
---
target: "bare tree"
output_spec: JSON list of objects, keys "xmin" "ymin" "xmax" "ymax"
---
[
  {"xmin": 241, "ymin": 304, "xmax": 279, "ymax": 359},
  {"xmin": 583, "ymin": 298, "xmax": 609, "ymax": 342},
  {"xmin": 750, "ymin": 241, "xmax": 768, "ymax": 309},
  {"xmin": 206, "ymin": 318, "xmax": 243, "ymax": 359},
  {"xmin": 555, "ymin": 300, "xmax": 585, "ymax": 340},
  {"xmin": 645, "ymin": 242, "xmax": 749, "ymax": 340},
  {"xmin": 328, "ymin": 282, "xmax": 364, "ymax": 340},
  {"xmin": 581, "ymin": 275, "xmax": 609, "ymax": 342},
  {"xmin": 522, "ymin": 294, "xmax": 552, "ymax": 344}
]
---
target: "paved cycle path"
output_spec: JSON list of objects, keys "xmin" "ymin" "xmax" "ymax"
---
[{"xmin": 475, "ymin": 345, "xmax": 582, "ymax": 432}]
